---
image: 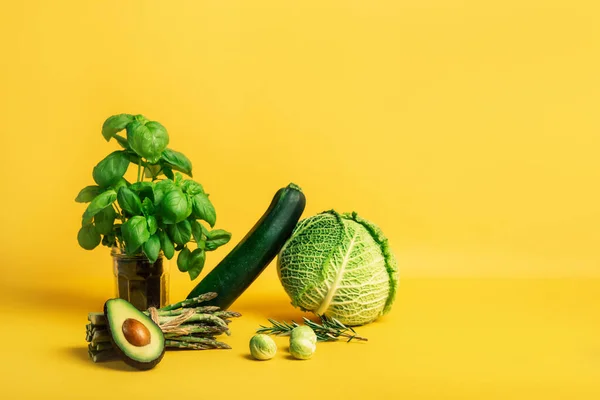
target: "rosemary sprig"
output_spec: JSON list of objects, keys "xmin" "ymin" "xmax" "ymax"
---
[{"xmin": 257, "ymin": 315, "xmax": 368, "ymax": 342}]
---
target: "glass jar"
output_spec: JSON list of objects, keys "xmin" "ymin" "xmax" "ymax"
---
[{"xmin": 111, "ymin": 247, "xmax": 170, "ymax": 310}]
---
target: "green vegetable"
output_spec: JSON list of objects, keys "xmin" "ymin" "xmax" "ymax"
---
[
  {"xmin": 161, "ymin": 148, "xmax": 193, "ymax": 176},
  {"xmin": 191, "ymin": 193, "xmax": 216, "ymax": 227},
  {"xmin": 161, "ymin": 189, "xmax": 191, "ymax": 224},
  {"xmin": 187, "ymin": 183, "xmax": 306, "ymax": 308},
  {"xmin": 143, "ymin": 234, "xmax": 161, "ymax": 263},
  {"xmin": 94, "ymin": 206, "xmax": 117, "ymax": 235},
  {"xmin": 117, "ymin": 187, "xmax": 142, "ymax": 216},
  {"xmin": 177, "ymin": 247, "xmax": 191, "ymax": 272},
  {"xmin": 277, "ymin": 210, "xmax": 399, "ymax": 326},
  {"xmin": 291, "ymin": 326, "xmax": 316, "ymax": 342},
  {"xmin": 77, "ymin": 225, "xmax": 101, "ymax": 250},
  {"xmin": 159, "ymin": 230, "xmax": 175, "ymax": 260},
  {"xmin": 75, "ymin": 186, "xmax": 103, "ymax": 203},
  {"xmin": 75, "ymin": 114, "xmax": 231, "ymax": 279},
  {"xmin": 257, "ymin": 315, "xmax": 367, "ymax": 342},
  {"xmin": 92, "ymin": 151, "xmax": 130, "ymax": 188},
  {"xmin": 122, "ymin": 216, "xmax": 150, "ymax": 254},
  {"xmin": 86, "ymin": 293, "xmax": 241, "ymax": 364},
  {"xmin": 104, "ymin": 298, "xmax": 165, "ymax": 370},
  {"xmin": 82, "ymin": 190, "xmax": 117, "ymax": 226},
  {"xmin": 166, "ymin": 220, "xmax": 192, "ymax": 246},
  {"xmin": 289, "ymin": 326, "xmax": 316, "ymax": 360},
  {"xmin": 126, "ymin": 119, "xmax": 169, "ymax": 164},
  {"xmin": 188, "ymin": 248, "xmax": 206, "ymax": 280},
  {"xmin": 249, "ymin": 334, "xmax": 277, "ymax": 361},
  {"xmin": 101, "ymin": 114, "xmax": 134, "ymax": 141}
]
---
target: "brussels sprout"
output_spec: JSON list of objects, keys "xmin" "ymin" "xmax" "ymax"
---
[
  {"xmin": 278, "ymin": 210, "xmax": 399, "ymax": 326},
  {"xmin": 249, "ymin": 334, "xmax": 277, "ymax": 361},
  {"xmin": 290, "ymin": 325, "xmax": 317, "ymax": 343},
  {"xmin": 289, "ymin": 326, "xmax": 316, "ymax": 360}
]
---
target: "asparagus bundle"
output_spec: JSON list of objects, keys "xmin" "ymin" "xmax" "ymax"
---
[{"xmin": 86, "ymin": 293, "xmax": 241, "ymax": 363}]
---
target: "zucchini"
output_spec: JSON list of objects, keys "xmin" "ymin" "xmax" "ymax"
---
[{"xmin": 186, "ymin": 183, "xmax": 306, "ymax": 308}]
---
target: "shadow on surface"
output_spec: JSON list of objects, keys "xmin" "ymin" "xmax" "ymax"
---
[{"xmin": 62, "ymin": 346, "xmax": 137, "ymax": 372}]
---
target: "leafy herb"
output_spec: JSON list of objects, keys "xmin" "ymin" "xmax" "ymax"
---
[
  {"xmin": 191, "ymin": 193, "xmax": 216, "ymax": 227},
  {"xmin": 102, "ymin": 114, "xmax": 134, "ymax": 141},
  {"xmin": 188, "ymin": 248, "xmax": 206, "ymax": 280},
  {"xmin": 257, "ymin": 315, "xmax": 368, "ymax": 342},
  {"xmin": 162, "ymin": 148, "xmax": 193, "ymax": 176},
  {"xmin": 177, "ymin": 246, "xmax": 191, "ymax": 272},
  {"xmin": 75, "ymin": 185, "xmax": 103, "ymax": 203},
  {"xmin": 92, "ymin": 151, "xmax": 130, "ymax": 188},
  {"xmin": 75, "ymin": 114, "xmax": 231, "ymax": 280},
  {"xmin": 77, "ymin": 225, "xmax": 101, "ymax": 250},
  {"xmin": 126, "ymin": 120, "xmax": 169, "ymax": 163}
]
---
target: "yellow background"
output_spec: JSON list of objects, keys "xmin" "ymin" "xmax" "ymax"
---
[{"xmin": 0, "ymin": 1, "xmax": 598, "ymax": 399}]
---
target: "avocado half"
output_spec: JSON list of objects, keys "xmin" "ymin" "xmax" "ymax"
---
[{"xmin": 103, "ymin": 298, "xmax": 165, "ymax": 370}]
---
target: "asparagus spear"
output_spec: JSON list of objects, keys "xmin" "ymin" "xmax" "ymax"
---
[
  {"xmin": 155, "ymin": 306, "xmax": 221, "ymax": 316},
  {"xmin": 88, "ymin": 348, "xmax": 119, "ymax": 363},
  {"xmin": 165, "ymin": 340, "xmax": 230, "ymax": 350},
  {"xmin": 87, "ymin": 325, "xmax": 229, "ymax": 346},
  {"xmin": 87, "ymin": 304, "xmax": 238, "ymax": 325},
  {"xmin": 166, "ymin": 336, "xmax": 231, "ymax": 348},
  {"xmin": 85, "ymin": 292, "xmax": 240, "ymax": 361},
  {"xmin": 160, "ymin": 313, "xmax": 230, "ymax": 329},
  {"xmin": 88, "ymin": 342, "xmax": 113, "ymax": 352},
  {"xmin": 159, "ymin": 292, "xmax": 218, "ymax": 311}
]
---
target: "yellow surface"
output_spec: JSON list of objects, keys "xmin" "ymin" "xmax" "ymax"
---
[
  {"xmin": 0, "ymin": 1, "xmax": 599, "ymax": 399},
  {"xmin": 0, "ymin": 278, "xmax": 599, "ymax": 399}
]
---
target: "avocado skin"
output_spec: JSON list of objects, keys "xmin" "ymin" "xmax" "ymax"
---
[{"xmin": 103, "ymin": 299, "xmax": 165, "ymax": 371}]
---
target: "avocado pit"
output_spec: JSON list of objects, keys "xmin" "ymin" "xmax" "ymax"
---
[{"xmin": 122, "ymin": 318, "xmax": 151, "ymax": 346}]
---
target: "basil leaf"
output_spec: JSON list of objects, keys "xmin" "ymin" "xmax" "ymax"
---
[
  {"xmin": 188, "ymin": 248, "xmax": 206, "ymax": 280},
  {"xmin": 161, "ymin": 189, "xmax": 191, "ymax": 224},
  {"xmin": 117, "ymin": 187, "xmax": 142, "ymax": 216},
  {"xmin": 205, "ymin": 229, "xmax": 232, "ymax": 251},
  {"xmin": 75, "ymin": 186, "xmax": 103, "ymax": 203},
  {"xmin": 190, "ymin": 220, "xmax": 204, "ymax": 244},
  {"xmin": 102, "ymin": 114, "xmax": 134, "ymax": 141},
  {"xmin": 101, "ymin": 233, "xmax": 116, "ymax": 248},
  {"xmin": 200, "ymin": 223, "xmax": 210, "ymax": 236},
  {"xmin": 159, "ymin": 230, "xmax": 175, "ymax": 260},
  {"xmin": 82, "ymin": 214, "xmax": 94, "ymax": 226},
  {"xmin": 142, "ymin": 197, "xmax": 155, "ymax": 217},
  {"xmin": 177, "ymin": 247, "xmax": 191, "ymax": 272},
  {"xmin": 182, "ymin": 180, "xmax": 204, "ymax": 195},
  {"xmin": 83, "ymin": 189, "xmax": 117, "ymax": 221},
  {"xmin": 130, "ymin": 181, "xmax": 154, "ymax": 203},
  {"xmin": 163, "ymin": 166, "xmax": 174, "ymax": 180},
  {"xmin": 191, "ymin": 193, "xmax": 216, "ymax": 227},
  {"xmin": 126, "ymin": 120, "xmax": 169, "ymax": 163},
  {"xmin": 94, "ymin": 206, "xmax": 117, "ymax": 235},
  {"xmin": 110, "ymin": 178, "xmax": 129, "ymax": 193},
  {"xmin": 174, "ymin": 172, "xmax": 183, "ymax": 185},
  {"xmin": 165, "ymin": 220, "xmax": 192, "ymax": 246},
  {"xmin": 92, "ymin": 150, "xmax": 130, "ymax": 188},
  {"xmin": 144, "ymin": 164, "xmax": 162, "ymax": 179},
  {"xmin": 121, "ymin": 216, "xmax": 150, "ymax": 254},
  {"xmin": 114, "ymin": 134, "xmax": 130, "ymax": 150},
  {"xmin": 153, "ymin": 179, "xmax": 176, "ymax": 206},
  {"xmin": 161, "ymin": 149, "xmax": 193, "ymax": 176},
  {"xmin": 77, "ymin": 225, "xmax": 101, "ymax": 250},
  {"xmin": 146, "ymin": 215, "xmax": 158, "ymax": 235},
  {"xmin": 143, "ymin": 234, "xmax": 161, "ymax": 263}
]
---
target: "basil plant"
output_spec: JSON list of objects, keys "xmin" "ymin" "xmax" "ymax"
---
[{"xmin": 75, "ymin": 114, "xmax": 231, "ymax": 280}]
